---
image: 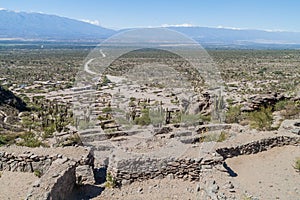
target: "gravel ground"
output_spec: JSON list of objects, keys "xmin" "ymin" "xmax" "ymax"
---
[
  {"xmin": 93, "ymin": 146, "xmax": 300, "ymax": 200},
  {"xmin": 0, "ymin": 171, "xmax": 39, "ymax": 200},
  {"xmin": 226, "ymin": 145, "xmax": 300, "ymax": 200}
]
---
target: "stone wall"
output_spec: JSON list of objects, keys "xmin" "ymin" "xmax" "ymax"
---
[
  {"xmin": 109, "ymin": 135, "xmax": 300, "ymax": 185},
  {"xmin": 0, "ymin": 146, "xmax": 95, "ymax": 200},
  {"xmin": 26, "ymin": 159, "xmax": 76, "ymax": 200},
  {"xmin": 0, "ymin": 148, "xmax": 94, "ymax": 174},
  {"xmin": 109, "ymin": 153, "xmax": 224, "ymax": 185},
  {"xmin": 216, "ymin": 135, "xmax": 300, "ymax": 159},
  {"xmin": 0, "ymin": 151, "xmax": 56, "ymax": 174}
]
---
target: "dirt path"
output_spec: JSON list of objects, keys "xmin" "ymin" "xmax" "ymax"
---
[
  {"xmin": 84, "ymin": 49, "xmax": 106, "ymax": 75},
  {"xmin": 84, "ymin": 58, "xmax": 97, "ymax": 75}
]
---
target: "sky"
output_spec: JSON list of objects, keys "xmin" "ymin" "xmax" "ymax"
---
[{"xmin": 0, "ymin": 0, "xmax": 299, "ymax": 31}]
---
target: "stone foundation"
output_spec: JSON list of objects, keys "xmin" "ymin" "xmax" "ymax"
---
[
  {"xmin": 108, "ymin": 152, "xmax": 224, "ymax": 185},
  {"xmin": 26, "ymin": 159, "xmax": 76, "ymax": 200},
  {"xmin": 216, "ymin": 135, "xmax": 300, "ymax": 159},
  {"xmin": 109, "ymin": 135, "xmax": 300, "ymax": 185},
  {"xmin": 0, "ymin": 146, "xmax": 94, "ymax": 200},
  {"xmin": 0, "ymin": 152, "xmax": 58, "ymax": 174}
]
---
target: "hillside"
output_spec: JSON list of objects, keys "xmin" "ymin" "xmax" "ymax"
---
[
  {"xmin": 0, "ymin": 10, "xmax": 116, "ymax": 40},
  {"xmin": 0, "ymin": 86, "xmax": 27, "ymax": 134},
  {"xmin": 0, "ymin": 86, "xmax": 27, "ymax": 112}
]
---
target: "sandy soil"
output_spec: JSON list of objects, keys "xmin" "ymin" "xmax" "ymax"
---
[
  {"xmin": 92, "ymin": 145, "xmax": 300, "ymax": 200},
  {"xmin": 226, "ymin": 145, "xmax": 300, "ymax": 200},
  {"xmin": 0, "ymin": 171, "xmax": 39, "ymax": 200},
  {"xmin": 96, "ymin": 178, "xmax": 205, "ymax": 200}
]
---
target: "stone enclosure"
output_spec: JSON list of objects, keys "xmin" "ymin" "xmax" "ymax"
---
[
  {"xmin": 108, "ymin": 133, "xmax": 300, "ymax": 186},
  {"xmin": 0, "ymin": 146, "xmax": 94, "ymax": 200}
]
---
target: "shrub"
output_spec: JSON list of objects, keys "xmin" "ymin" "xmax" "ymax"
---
[
  {"xmin": 180, "ymin": 113, "xmax": 202, "ymax": 126},
  {"xmin": 242, "ymin": 195, "xmax": 253, "ymax": 200},
  {"xmin": 274, "ymin": 100, "xmax": 289, "ymax": 111},
  {"xmin": 98, "ymin": 115, "xmax": 109, "ymax": 121},
  {"xmin": 67, "ymin": 133, "xmax": 82, "ymax": 144},
  {"xmin": 129, "ymin": 97, "xmax": 136, "ymax": 101},
  {"xmin": 199, "ymin": 114, "xmax": 211, "ymax": 122},
  {"xmin": 170, "ymin": 98, "xmax": 179, "ymax": 105},
  {"xmin": 134, "ymin": 109, "xmax": 151, "ymax": 126},
  {"xmin": 18, "ymin": 132, "xmax": 42, "ymax": 147},
  {"xmin": 217, "ymin": 131, "xmax": 229, "ymax": 142},
  {"xmin": 275, "ymin": 100, "xmax": 299, "ymax": 119},
  {"xmin": 201, "ymin": 131, "xmax": 229, "ymax": 143},
  {"xmin": 258, "ymin": 67, "xmax": 267, "ymax": 76},
  {"xmin": 42, "ymin": 125, "xmax": 55, "ymax": 139},
  {"xmin": 149, "ymin": 109, "xmax": 165, "ymax": 126},
  {"xmin": 225, "ymin": 105, "xmax": 242, "ymax": 123},
  {"xmin": 170, "ymin": 111, "xmax": 181, "ymax": 124},
  {"xmin": 294, "ymin": 158, "xmax": 300, "ymax": 172},
  {"xmin": 226, "ymin": 98, "xmax": 234, "ymax": 106},
  {"xmin": 104, "ymin": 172, "xmax": 117, "ymax": 188},
  {"xmin": 60, "ymin": 133, "xmax": 82, "ymax": 147},
  {"xmin": 0, "ymin": 133, "xmax": 19, "ymax": 146},
  {"xmin": 102, "ymin": 107, "xmax": 112, "ymax": 113},
  {"xmin": 34, "ymin": 170, "xmax": 42, "ymax": 178},
  {"xmin": 128, "ymin": 101, "xmax": 135, "ymax": 107},
  {"xmin": 100, "ymin": 75, "xmax": 111, "ymax": 86},
  {"xmin": 247, "ymin": 106, "xmax": 273, "ymax": 131},
  {"xmin": 282, "ymin": 103, "xmax": 299, "ymax": 119}
]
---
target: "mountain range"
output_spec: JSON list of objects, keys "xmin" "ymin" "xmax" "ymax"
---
[
  {"xmin": 0, "ymin": 9, "xmax": 115, "ymax": 40},
  {"xmin": 1, "ymin": 9, "xmax": 300, "ymax": 47}
]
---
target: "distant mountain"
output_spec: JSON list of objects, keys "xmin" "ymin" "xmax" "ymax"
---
[
  {"xmin": 168, "ymin": 27, "xmax": 300, "ymax": 46},
  {"xmin": 0, "ymin": 9, "xmax": 116, "ymax": 40},
  {"xmin": 1, "ymin": 9, "xmax": 300, "ymax": 47}
]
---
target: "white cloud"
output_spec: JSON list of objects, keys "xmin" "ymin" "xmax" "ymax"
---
[
  {"xmin": 217, "ymin": 26, "xmax": 289, "ymax": 32},
  {"xmin": 161, "ymin": 23, "xmax": 195, "ymax": 27},
  {"xmin": 264, "ymin": 29, "xmax": 287, "ymax": 32},
  {"xmin": 80, "ymin": 19, "xmax": 101, "ymax": 26},
  {"xmin": 216, "ymin": 25, "xmax": 243, "ymax": 30},
  {"xmin": 0, "ymin": 8, "xmax": 21, "ymax": 13}
]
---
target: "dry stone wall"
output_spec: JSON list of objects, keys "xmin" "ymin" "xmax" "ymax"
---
[
  {"xmin": 26, "ymin": 159, "xmax": 76, "ymax": 200},
  {"xmin": 0, "ymin": 146, "xmax": 95, "ymax": 200},
  {"xmin": 109, "ymin": 153, "xmax": 224, "ymax": 185},
  {"xmin": 109, "ymin": 135, "xmax": 300, "ymax": 185},
  {"xmin": 0, "ymin": 148, "xmax": 94, "ymax": 174},
  {"xmin": 216, "ymin": 135, "xmax": 300, "ymax": 159},
  {"xmin": 0, "ymin": 151, "xmax": 56, "ymax": 174}
]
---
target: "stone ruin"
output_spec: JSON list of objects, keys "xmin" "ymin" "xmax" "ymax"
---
[{"xmin": 0, "ymin": 146, "xmax": 94, "ymax": 199}]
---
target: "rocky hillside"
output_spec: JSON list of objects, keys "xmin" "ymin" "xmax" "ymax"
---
[
  {"xmin": 0, "ymin": 86, "xmax": 28, "ymax": 133},
  {"xmin": 0, "ymin": 86, "xmax": 27, "ymax": 112}
]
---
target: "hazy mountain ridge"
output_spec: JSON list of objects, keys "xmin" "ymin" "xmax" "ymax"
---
[
  {"xmin": 1, "ymin": 9, "xmax": 300, "ymax": 46},
  {"xmin": 168, "ymin": 27, "xmax": 300, "ymax": 45},
  {"xmin": 0, "ymin": 10, "xmax": 116, "ymax": 40}
]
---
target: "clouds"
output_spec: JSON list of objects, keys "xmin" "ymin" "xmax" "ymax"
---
[
  {"xmin": 216, "ymin": 26, "xmax": 286, "ymax": 32},
  {"xmin": 80, "ymin": 19, "xmax": 100, "ymax": 26},
  {"xmin": 161, "ymin": 23, "xmax": 195, "ymax": 28},
  {"xmin": 216, "ymin": 26, "xmax": 243, "ymax": 30}
]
